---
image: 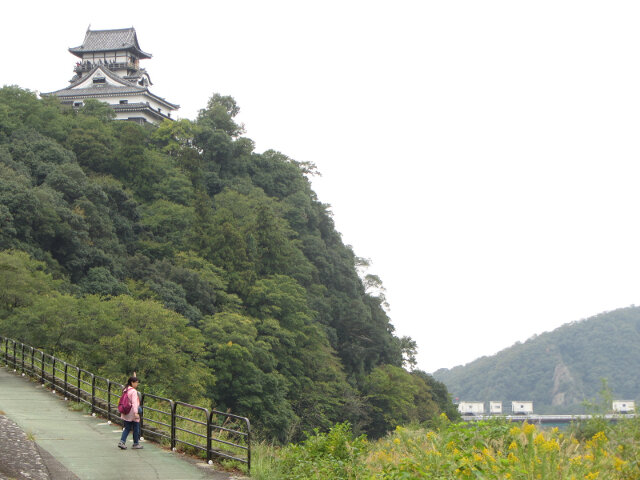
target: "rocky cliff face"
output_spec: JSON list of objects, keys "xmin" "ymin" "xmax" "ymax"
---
[
  {"xmin": 550, "ymin": 361, "xmax": 583, "ymax": 406},
  {"xmin": 434, "ymin": 306, "xmax": 640, "ymax": 413}
]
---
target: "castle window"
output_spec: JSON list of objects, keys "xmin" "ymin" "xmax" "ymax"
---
[
  {"xmin": 119, "ymin": 100, "xmax": 128, "ymax": 105},
  {"xmin": 93, "ymin": 76, "xmax": 106, "ymax": 84}
]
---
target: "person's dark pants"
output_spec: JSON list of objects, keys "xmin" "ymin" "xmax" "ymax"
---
[{"xmin": 120, "ymin": 420, "xmax": 140, "ymax": 445}]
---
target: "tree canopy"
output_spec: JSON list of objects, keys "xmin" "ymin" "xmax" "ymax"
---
[{"xmin": 0, "ymin": 86, "xmax": 458, "ymax": 441}]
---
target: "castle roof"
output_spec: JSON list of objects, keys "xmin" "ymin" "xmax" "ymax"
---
[
  {"xmin": 43, "ymin": 65, "xmax": 179, "ymax": 110},
  {"xmin": 69, "ymin": 27, "xmax": 152, "ymax": 59}
]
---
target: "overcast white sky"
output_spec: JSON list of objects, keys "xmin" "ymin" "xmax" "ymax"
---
[{"xmin": 4, "ymin": 1, "xmax": 640, "ymax": 372}]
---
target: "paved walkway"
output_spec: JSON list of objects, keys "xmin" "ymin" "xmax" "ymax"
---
[{"xmin": 0, "ymin": 366, "xmax": 240, "ymax": 480}]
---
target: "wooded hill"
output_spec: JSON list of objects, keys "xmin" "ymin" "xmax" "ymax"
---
[
  {"xmin": 0, "ymin": 86, "xmax": 458, "ymax": 442},
  {"xmin": 433, "ymin": 306, "xmax": 640, "ymax": 413}
]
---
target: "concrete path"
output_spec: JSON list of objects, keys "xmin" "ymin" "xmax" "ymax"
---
[{"xmin": 0, "ymin": 366, "xmax": 239, "ymax": 480}]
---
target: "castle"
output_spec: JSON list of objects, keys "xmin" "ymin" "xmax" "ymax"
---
[{"xmin": 44, "ymin": 27, "xmax": 178, "ymax": 125}]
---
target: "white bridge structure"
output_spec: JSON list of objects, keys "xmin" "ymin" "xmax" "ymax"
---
[
  {"xmin": 462, "ymin": 413, "xmax": 637, "ymax": 424},
  {"xmin": 458, "ymin": 400, "xmax": 635, "ymax": 423}
]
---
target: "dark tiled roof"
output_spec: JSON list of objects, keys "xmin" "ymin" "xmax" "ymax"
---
[
  {"xmin": 112, "ymin": 102, "xmax": 152, "ymax": 110},
  {"xmin": 48, "ymin": 85, "xmax": 147, "ymax": 97},
  {"xmin": 112, "ymin": 103, "xmax": 174, "ymax": 122},
  {"xmin": 69, "ymin": 28, "xmax": 151, "ymax": 59},
  {"xmin": 43, "ymin": 57, "xmax": 178, "ymax": 111},
  {"xmin": 43, "ymin": 78, "xmax": 180, "ymax": 110}
]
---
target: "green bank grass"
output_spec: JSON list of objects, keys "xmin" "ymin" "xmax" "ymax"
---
[{"xmin": 251, "ymin": 416, "xmax": 640, "ymax": 479}]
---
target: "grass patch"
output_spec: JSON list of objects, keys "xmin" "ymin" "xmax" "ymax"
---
[
  {"xmin": 255, "ymin": 416, "xmax": 640, "ymax": 479},
  {"xmin": 67, "ymin": 402, "xmax": 91, "ymax": 413}
]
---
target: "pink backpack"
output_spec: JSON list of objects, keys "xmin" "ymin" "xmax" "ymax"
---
[{"xmin": 118, "ymin": 387, "xmax": 132, "ymax": 414}]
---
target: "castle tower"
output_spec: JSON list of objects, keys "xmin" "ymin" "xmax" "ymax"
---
[{"xmin": 44, "ymin": 27, "xmax": 178, "ymax": 125}]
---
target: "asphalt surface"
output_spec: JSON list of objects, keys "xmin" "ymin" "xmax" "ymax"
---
[
  {"xmin": 0, "ymin": 366, "xmax": 243, "ymax": 480},
  {"xmin": 0, "ymin": 414, "xmax": 53, "ymax": 480}
]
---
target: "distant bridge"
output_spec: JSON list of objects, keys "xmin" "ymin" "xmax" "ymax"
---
[{"xmin": 461, "ymin": 414, "xmax": 637, "ymax": 424}]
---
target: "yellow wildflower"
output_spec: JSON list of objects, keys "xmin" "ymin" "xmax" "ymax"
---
[
  {"xmin": 591, "ymin": 431, "xmax": 607, "ymax": 442},
  {"xmin": 508, "ymin": 441, "xmax": 518, "ymax": 451},
  {"xmin": 482, "ymin": 448, "xmax": 495, "ymax": 462},
  {"xmin": 509, "ymin": 426, "xmax": 521, "ymax": 436},
  {"xmin": 614, "ymin": 456, "xmax": 627, "ymax": 471},
  {"xmin": 584, "ymin": 472, "xmax": 599, "ymax": 480},
  {"xmin": 523, "ymin": 423, "xmax": 536, "ymax": 435},
  {"xmin": 534, "ymin": 433, "xmax": 545, "ymax": 445},
  {"xmin": 537, "ymin": 438, "xmax": 560, "ymax": 453}
]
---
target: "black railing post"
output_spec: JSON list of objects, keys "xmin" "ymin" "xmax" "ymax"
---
[
  {"xmin": 107, "ymin": 380, "xmax": 112, "ymax": 423},
  {"xmin": 20, "ymin": 343, "xmax": 24, "ymax": 373},
  {"xmin": 30, "ymin": 347, "xmax": 35, "ymax": 375},
  {"xmin": 246, "ymin": 419, "xmax": 252, "ymax": 472},
  {"xmin": 12, "ymin": 340, "xmax": 16, "ymax": 369},
  {"xmin": 139, "ymin": 393, "xmax": 144, "ymax": 433},
  {"xmin": 51, "ymin": 357, "xmax": 56, "ymax": 390},
  {"xmin": 40, "ymin": 351, "xmax": 45, "ymax": 384},
  {"xmin": 206, "ymin": 410, "xmax": 212, "ymax": 463},
  {"xmin": 3, "ymin": 337, "xmax": 7, "ymax": 366},
  {"xmin": 91, "ymin": 374, "xmax": 96, "ymax": 414},
  {"xmin": 170, "ymin": 401, "xmax": 177, "ymax": 451},
  {"xmin": 63, "ymin": 363, "xmax": 68, "ymax": 399},
  {"xmin": 76, "ymin": 367, "xmax": 81, "ymax": 402}
]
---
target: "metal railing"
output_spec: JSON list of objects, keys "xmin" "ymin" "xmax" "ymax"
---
[{"xmin": 0, "ymin": 336, "xmax": 251, "ymax": 471}]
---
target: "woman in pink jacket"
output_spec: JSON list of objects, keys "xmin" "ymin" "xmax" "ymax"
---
[{"xmin": 117, "ymin": 376, "xmax": 143, "ymax": 450}]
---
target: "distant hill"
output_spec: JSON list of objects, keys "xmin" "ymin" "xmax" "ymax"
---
[{"xmin": 433, "ymin": 306, "xmax": 640, "ymax": 413}]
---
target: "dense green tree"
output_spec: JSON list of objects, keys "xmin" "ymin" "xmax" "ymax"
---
[
  {"xmin": 197, "ymin": 93, "xmax": 244, "ymax": 138},
  {"xmin": 0, "ymin": 250, "xmax": 63, "ymax": 315},
  {"xmin": 0, "ymin": 86, "xmax": 455, "ymax": 442},
  {"xmin": 362, "ymin": 365, "xmax": 422, "ymax": 438},
  {"xmin": 200, "ymin": 311, "xmax": 297, "ymax": 442}
]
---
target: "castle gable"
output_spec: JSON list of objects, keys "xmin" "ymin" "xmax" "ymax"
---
[{"xmin": 72, "ymin": 66, "xmax": 137, "ymax": 89}]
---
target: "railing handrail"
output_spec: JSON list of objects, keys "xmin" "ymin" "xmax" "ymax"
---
[{"xmin": 0, "ymin": 335, "xmax": 251, "ymax": 471}]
